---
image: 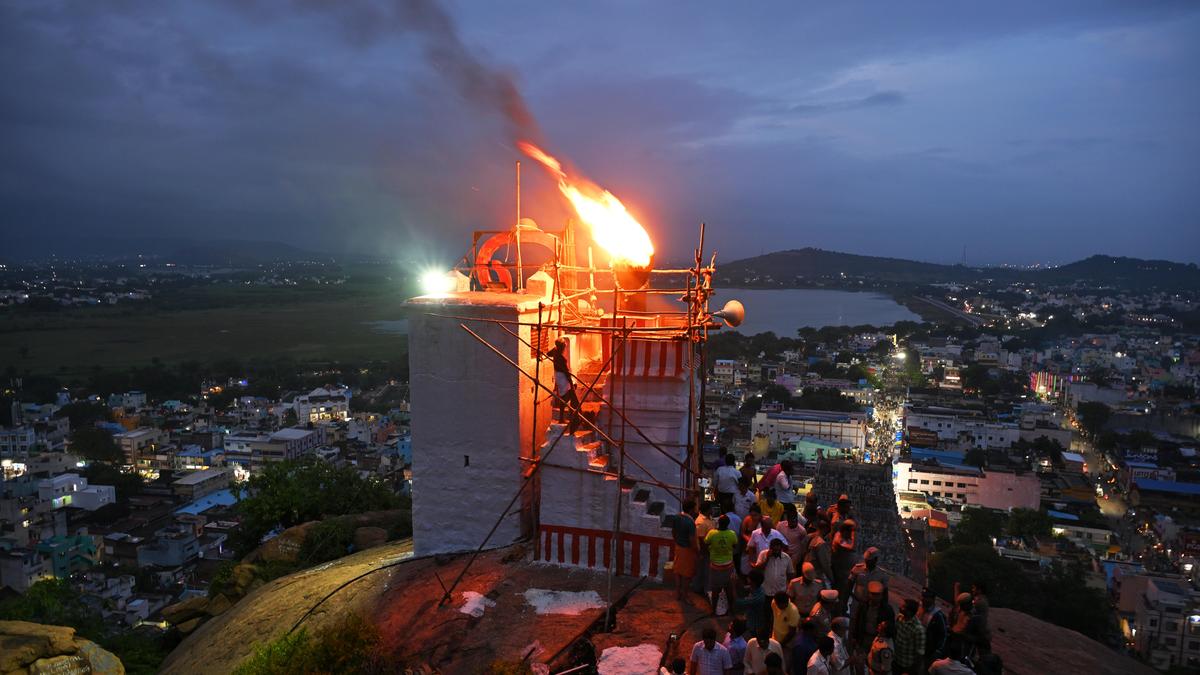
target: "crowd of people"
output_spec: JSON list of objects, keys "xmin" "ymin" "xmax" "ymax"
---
[{"xmin": 668, "ymin": 453, "xmax": 1003, "ymax": 675}]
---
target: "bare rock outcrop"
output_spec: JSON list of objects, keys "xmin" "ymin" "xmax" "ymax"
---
[{"xmin": 0, "ymin": 621, "xmax": 124, "ymax": 675}]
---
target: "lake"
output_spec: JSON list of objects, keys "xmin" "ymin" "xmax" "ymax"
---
[
  {"xmin": 709, "ymin": 288, "xmax": 919, "ymax": 336},
  {"xmin": 369, "ymin": 289, "xmax": 918, "ymax": 337}
]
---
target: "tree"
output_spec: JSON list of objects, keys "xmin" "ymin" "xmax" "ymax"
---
[
  {"xmin": 1076, "ymin": 402, "xmax": 1111, "ymax": 438},
  {"xmin": 951, "ymin": 508, "xmax": 1008, "ymax": 546},
  {"xmin": 233, "ymin": 457, "xmax": 405, "ymax": 556},
  {"xmin": 69, "ymin": 426, "xmax": 122, "ymax": 463},
  {"xmin": 0, "ymin": 579, "xmax": 104, "ymax": 635},
  {"xmin": 1006, "ymin": 508, "xmax": 1052, "ymax": 539},
  {"xmin": 83, "ymin": 462, "xmax": 144, "ymax": 501},
  {"xmin": 794, "ymin": 387, "xmax": 861, "ymax": 412},
  {"xmin": 927, "ymin": 544, "xmax": 1040, "ymax": 613},
  {"xmin": 963, "ymin": 448, "xmax": 988, "ymax": 468},
  {"xmin": 58, "ymin": 401, "xmax": 112, "ymax": 428}
]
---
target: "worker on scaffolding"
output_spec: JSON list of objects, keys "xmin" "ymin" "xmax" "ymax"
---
[{"xmin": 545, "ymin": 337, "xmax": 580, "ymax": 434}]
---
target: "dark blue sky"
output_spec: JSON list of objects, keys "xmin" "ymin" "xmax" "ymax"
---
[{"xmin": 2, "ymin": 1, "xmax": 1198, "ymax": 265}]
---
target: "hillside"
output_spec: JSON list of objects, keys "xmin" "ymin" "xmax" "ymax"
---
[
  {"xmin": 717, "ymin": 247, "xmax": 1200, "ymax": 290},
  {"xmin": 161, "ymin": 541, "xmax": 1154, "ymax": 675}
]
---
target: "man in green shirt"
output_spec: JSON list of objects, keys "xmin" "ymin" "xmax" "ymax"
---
[{"xmin": 705, "ymin": 514, "xmax": 739, "ymax": 614}]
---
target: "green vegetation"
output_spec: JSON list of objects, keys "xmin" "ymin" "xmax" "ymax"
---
[
  {"xmin": 232, "ymin": 457, "xmax": 408, "ymax": 556},
  {"xmin": 70, "ymin": 426, "xmax": 122, "ymax": 463},
  {"xmin": 929, "ymin": 545, "xmax": 1113, "ymax": 639},
  {"xmin": 232, "ymin": 613, "xmax": 383, "ymax": 675},
  {"xmin": 0, "ymin": 282, "xmax": 410, "ymax": 377},
  {"xmin": 931, "ymin": 506, "xmax": 1110, "ymax": 639},
  {"xmin": 0, "ymin": 579, "xmax": 173, "ymax": 675}
]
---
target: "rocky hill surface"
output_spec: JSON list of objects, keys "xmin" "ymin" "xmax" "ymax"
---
[
  {"xmin": 0, "ymin": 620, "xmax": 124, "ymax": 675},
  {"xmin": 161, "ymin": 540, "xmax": 1157, "ymax": 675}
]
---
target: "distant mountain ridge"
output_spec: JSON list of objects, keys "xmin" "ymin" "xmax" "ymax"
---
[{"xmin": 718, "ymin": 248, "xmax": 1200, "ymax": 290}]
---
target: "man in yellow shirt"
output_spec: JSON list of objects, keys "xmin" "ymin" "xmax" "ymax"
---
[
  {"xmin": 771, "ymin": 592, "xmax": 801, "ymax": 670},
  {"xmin": 704, "ymin": 514, "xmax": 739, "ymax": 615},
  {"xmin": 757, "ymin": 488, "xmax": 784, "ymax": 525}
]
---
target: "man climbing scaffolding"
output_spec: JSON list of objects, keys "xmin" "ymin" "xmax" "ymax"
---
[{"xmin": 545, "ymin": 337, "xmax": 580, "ymax": 434}]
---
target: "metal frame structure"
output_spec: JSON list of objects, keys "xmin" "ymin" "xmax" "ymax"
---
[{"xmin": 435, "ymin": 223, "xmax": 721, "ymax": 612}]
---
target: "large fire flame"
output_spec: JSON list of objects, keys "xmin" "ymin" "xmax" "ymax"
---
[{"xmin": 518, "ymin": 141, "xmax": 654, "ymax": 268}]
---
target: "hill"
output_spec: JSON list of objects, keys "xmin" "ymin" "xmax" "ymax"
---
[
  {"xmin": 717, "ymin": 247, "xmax": 1200, "ymax": 290},
  {"xmin": 718, "ymin": 247, "xmax": 979, "ymax": 285},
  {"xmin": 1035, "ymin": 254, "xmax": 1200, "ymax": 289},
  {"xmin": 160, "ymin": 541, "xmax": 1154, "ymax": 675}
]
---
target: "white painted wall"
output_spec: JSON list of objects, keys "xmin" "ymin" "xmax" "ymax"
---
[{"xmin": 408, "ymin": 292, "xmax": 553, "ymax": 556}]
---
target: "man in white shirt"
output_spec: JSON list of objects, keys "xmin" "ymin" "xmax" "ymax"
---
[
  {"xmin": 743, "ymin": 630, "xmax": 784, "ymax": 675},
  {"xmin": 753, "ymin": 538, "xmax": 793, "ymax": 597},
  {"xmin": 748, "ymin": 517, "xmax": 788, "ymax": 560},
  {"xmin": 714, "ymin": 453, "xmax": 742, "ymax": 513},
  {"xmin": 690, "ymin": 626, "xmax": 734, "ymax": 675},
  {"xmin": 828, "ymin": 617, "xmax": 850, "ymax": 674},
  {"xmin": 806, "ymin": 636, "xmax": 835, "ymax": 675},
  {"xmin": 733, "ymin": 476, "xmax": 757, "ymax": 521}
]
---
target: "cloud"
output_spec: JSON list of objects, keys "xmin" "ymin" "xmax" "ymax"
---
[{"xmin": 787, "ymin": 90, "xmax": 907, "ymax": 116}]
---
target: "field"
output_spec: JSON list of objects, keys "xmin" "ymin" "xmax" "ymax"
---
[{"xmin": 0, "ymin": 284, "xmax": 412, "ymax": 377}]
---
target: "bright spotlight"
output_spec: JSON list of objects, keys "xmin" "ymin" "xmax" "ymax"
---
[{"xmin": 420, "ymin": 269, "xmax": 455, "ymax": 296}]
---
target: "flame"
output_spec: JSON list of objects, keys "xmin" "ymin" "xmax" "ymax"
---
[{"xmin": 518, "ymin": 141, "xmax": 654, "ymax": 268}]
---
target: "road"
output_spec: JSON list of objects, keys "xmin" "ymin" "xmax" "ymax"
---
[{"xmin": 914, "ymin": 296, "xmax": 987, "ymax": 327}]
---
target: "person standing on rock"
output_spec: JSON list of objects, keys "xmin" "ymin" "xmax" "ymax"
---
[
  {"xmin": 917, "ymin": 588, "xmax": 948, "ymax": 669},
  {"xmin": 707, "ymin": 515, "xmax": 741, "ymax": 617},
  {"xmin": 672, "ymin": 499, "xmax": 700, "ymax": 601},
  {"xmin": 865, "ymin": 621, "xmax": 894, "ymax": 675},
  {"xmin": 694, "ymin": 503, "xmax": 716, "ymax": 595},
  {"xmin": 892, "ymin": 599, "xmax": 926, "ymax": 675},
  {"xmin": 744, "ymin": 626, "xmax": 785, "ymax": 675},
  {"xmin": 803, "ymin": 520, "xmax": 834, "ymax": 588},
  {"xmin": 742, "ymin": 452, "xmax": 759, "ymax": 485},
  {"xmin": 808, "ymin": 589, "xmax": 839, "ymax": 637},
  {"xmin": 948, "ymin": 593, "xmax": 984, "ymax": 660},
  {"xmin": 771, "ymin": 592, "xmax": 802, "ymax": 668},
  {"xmin": 847, "ymin": 548, "xmax": 888, "ymax": 617},
  {"xmin": 805, "ymin": 636, "xmax": 836, "ymax": 675},
  {"xmin": 829, "ymin": 520, "xmax": 857, "ymax": 616},
  {"xmin": 849, "ymin": 581, "xmax": 894, "ymax": 670},
  {"xmin": 690, "ymin": 625, "xmax": 735, "ymax": 675},
  {"xmin": 716, "ymin": 453, "xmax": 742, "ymax": 513},
  {"xmin": 735, "ymin": 476, "xmax": 759, "ymax": 522},
  {"xmin": 777, "ymin": 504, "xmax": 807, "ymax": 576},
  {"xmin": 788, "ymin": 562, "xmax": 823, "ymax": 618},
  {"xmin": 826, "ymin": 495, "xmax": 853, "ymax": 528},
  {"xmin": 827, "ymin": 617, "xmax": 851, "ymax": 675},
  {"xmin": 754, "ymin": 537, "xmax": 793, "ymax": 598},
  {"xmin": 774, "ymin": 460, "xmax": 797, "ymax": 506},
  {"xmin": 725, "ymin": 617, "xmax": 749, "ymax": 675}
]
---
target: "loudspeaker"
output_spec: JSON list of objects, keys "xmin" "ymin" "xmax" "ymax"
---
[{"xmin": 711, "ymin": 299, "xmax": 745, "ymax": 327}]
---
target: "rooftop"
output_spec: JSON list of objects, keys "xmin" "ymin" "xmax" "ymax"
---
[{"xmin": 172, "ymin": 469, "xmax": 230, "ymax": 486}]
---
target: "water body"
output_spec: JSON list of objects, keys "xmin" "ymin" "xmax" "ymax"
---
[
  {"xmin": 365, "ymin": 319, "xmax": 409, "ymax": 335},
  {"xmin": 367, "ymin": 289, "xmax": 917, "ymax": 337},
  {"xmin": 710, "ymin": 288, "xmax": 919, "ymax": 336}
]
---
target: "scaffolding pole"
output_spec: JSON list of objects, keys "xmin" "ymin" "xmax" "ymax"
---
[{"xmin": 437, "ymin": 325, "xmax": 623, "ymax": 607}]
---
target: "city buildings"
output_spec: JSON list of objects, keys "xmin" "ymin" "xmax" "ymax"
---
[{"xmin": 751, "ymin": 409, "xmax": 869, "ymax": 448}]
